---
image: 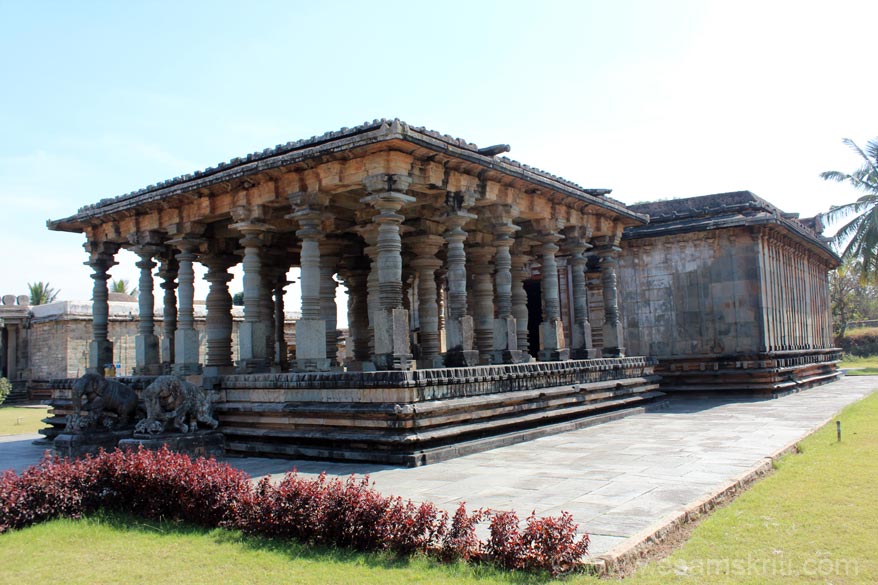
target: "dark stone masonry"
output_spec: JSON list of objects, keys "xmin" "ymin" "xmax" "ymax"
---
[{"xmin": 25, "ymin": 121, "xmax": 839, "ymax": 465}]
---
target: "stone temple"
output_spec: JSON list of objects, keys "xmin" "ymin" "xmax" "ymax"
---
[{"xmin": 37, "ymin": 119, "xmax": 840, "ymax": 465}]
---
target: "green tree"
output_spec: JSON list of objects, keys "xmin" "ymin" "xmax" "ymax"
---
[
  {"xmin": 830, "ymin": 258, "xmax": 878, "ymax": 337},
  {"xmin": 232, "ymin": 291, "xmax": 244, "ymax": 306},
  {"xmin": 110, "ymin": 279, "xmax": 137, "ymax": 296},
  {"xmin": 821, "ymin": 137, "xmax": 878, "ymax": 276},
  {"xmin": 27, "ymin": 281, "xmax": 60, "ymax": 305}
]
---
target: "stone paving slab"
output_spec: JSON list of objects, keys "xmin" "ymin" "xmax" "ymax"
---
[{"xmin": 1, "ymin": 377, "xmax": 875, "ymax": 568}]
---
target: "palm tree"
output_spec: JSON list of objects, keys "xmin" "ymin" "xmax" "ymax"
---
[
  {"xmin": 28, "ymin": 281, "xmax": 60, "ymax": 305},
  {"xmin": 110, "ymin": 279, "xmax": 137, "ymax": 297},
  {"xmin": 820, "ymin": 137, "xmax": 878, "ymax": 277}
]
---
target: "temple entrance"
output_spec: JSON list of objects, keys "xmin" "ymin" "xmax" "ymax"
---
[{"xmin": 524, "ymin": 278, "xmax": 542, "ymax": 358}]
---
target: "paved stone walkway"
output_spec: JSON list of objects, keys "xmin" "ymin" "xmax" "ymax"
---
[{"xmin": 2, "ymin": 376, "xmax": 874, "ymax": 560}]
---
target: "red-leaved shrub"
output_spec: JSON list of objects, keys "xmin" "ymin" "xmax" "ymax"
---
[{"xmin": 1, "ymin": 448, "xmax": 589, "ymax": 574}]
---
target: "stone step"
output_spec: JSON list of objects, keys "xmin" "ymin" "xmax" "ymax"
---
[{"xmin": 225, "ymin": 394, "xmax": 669, "ymax": 467}]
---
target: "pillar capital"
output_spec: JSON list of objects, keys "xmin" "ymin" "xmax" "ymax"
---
[
  {"xmin": 362, "ymin": 173, "xmax": 413, "ymax": 195},
  {"xmin": 83, "ymin": 240, "xmax": 119, "ymax": 273}
]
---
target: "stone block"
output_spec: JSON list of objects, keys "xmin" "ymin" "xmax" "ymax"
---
[
  {"xmin": 88, "ymin": 339, "xmax": 114, "ymax": 372},
  {"xmin": 54, "ymin": 429, "xmax": 133, "ymax": 458},
  {"xmin": 295, "ymin": 319, "xmax": 327, "ymax": 360},
  {"xmin": 373, "ymin": 308, "xmax": 412, "ymax": 370},
  {"xmin": 446, "ymin": 315, "xmax": 474, "ymax": 352},
  {"xmin": 175, "ymin": 327, "xmax": 200, "ymax": 366},
  {"xmin": 539, "ymin": 319, "xmax": 565, "ymax": 350},
  {"xmin": 492, "ymin": 316, "xmax": 517, "ymax": 351},
  {"xmin": 135, "ymin": 333, "xmax": 160, "ymax": 372},
  {"xmin": 119, "ymin": 430, "xmax": 225, "ymax": 459}
]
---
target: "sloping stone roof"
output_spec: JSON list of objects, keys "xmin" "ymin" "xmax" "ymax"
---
[
  {"xmin": 624, "ymin": 190, "xmax": 839, "ymax": 263},
  {"xmin": 48, "ymin": 118, "xmax": 646, "ymax": 231}
]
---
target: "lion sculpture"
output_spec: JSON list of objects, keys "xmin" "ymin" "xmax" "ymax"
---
[
  {"xmin": 65, "ymin": 372, "xmax": 138, "ymax": 432},
  {"xmin": 134, "ymin": 375, "xmax": 218, "ymax": 435}
]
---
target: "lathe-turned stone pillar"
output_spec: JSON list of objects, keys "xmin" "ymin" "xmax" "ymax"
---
[
  {"xmin": 362, "ymin": 174, "xmax": 415, "ymax": 370},
  {"xmin": 231, "ymin": 209, "xmax": 275, "ymax": 373},
  {"xmin": 468, "ymin": 244, "xmax": 496, "ymax": 364},
  {"xmin": 320, "ymin": 240, "xmax": 343, "ymax": 368},
  {"xmin": 289, "ymin": 194, "xmax": 331, "ymax": 372},
  {"xmin": 132, "ymin": 242, "xmax": 162, "ymax": 375},
  {"xmin": 274, "ymin": 275, "xmax": 291, "ymax": 371},
  {"xmin": 490, "ymin": 208, "xmax": 526, "ymax": 364},
  {"xmin": 201, "ymin": 248, "xmax": 237, "ymax": 377},
  {"xmin": 536, "ymin": 222, "xmax": 569, "ymax": 361},
  {"xmin": 565, "ymin": 227, "xmax": 596, "ymax": 360},
  {"xmin": 596, "ymin": 240, "xmax": 625, "ymax": 357},
  {"xmin": 167, "ymin": 234, "xmax": 203, "ymax": 375},
  {"xmin": 84, "ymin": 241, "xmax": 119, "ymax": 374},
  {"xmin": 157, "ymin": 252, "xmax": 178, "ymax": 368},
  {"xmin": 510, "ymin": 243, "xmax": 531, "ymax": 357},
  {"xmin": 340, "ymin": 254, "xmax": 371, "ymax": 368},
  {"xmin": 441, "ymin": 192, "xmax": 479, "ymax": 367},
  {"xmin": 410, "ymin": 235, "xmax": 445, "ymax": 369}
]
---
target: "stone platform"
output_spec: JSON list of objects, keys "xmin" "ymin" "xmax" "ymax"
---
[
  {"xmin": 53, "ymin": 428, "xmax": 133, "ymax": 458},
  {"xmin": 118, "ymin": 430, "xmax": 225, "ymax": 458},
  {"xmin": 656, "ymin": 348, "xmax": 842, "ymax": 396},
  {"xmin": 215, "ymin": 357, "xmax": 662, "ymax": 466}
]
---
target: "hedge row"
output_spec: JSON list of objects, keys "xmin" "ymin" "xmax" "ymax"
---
[
  {"xmin": 1, "ymin": 447, "xmax": 588, "ymax": 575},
  {"xmin": 838, "ymin": 330, "xmax": 878, "ymax": 356}
]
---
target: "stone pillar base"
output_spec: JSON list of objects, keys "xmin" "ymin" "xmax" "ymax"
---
[
  {"xmin": 135, "ymin": 333, "xmax": 160, "ymax": 372},
  {"xmin": 88, "ymin": 340, "xmax": 114, "ymax": 373},
  {"xmin": 133, "ymin": 364, "xmax": 164, "ymax": 376},
  {"xmin": 373, "ymin": 352, "xmax": 413, "ymax": 371},
  {"xmin": 161, "ymin": 337, "xmax": 174, "ymax": 364},
  {"xmin": 416, "ymin": 356, "xmax": 446, "ymax": 370},
  {"xmin": 202, "ymin": 365, "xmax": 235, "ymax": 379},
  {"xmin": 175, "ymin": 328, "xmax": 201, "ymax": 370},
  {"xmin": 238, "ymin": 321, "xmax": 270, "ymax": 365},
  {"xmin": 444, "ymin": 315, "xmax": 476, "ymax": 367},
  {"xmin": 294, "ymin": 319, "xmax": 328, "ymax": 360},
  {"xmin": 571, "ymin": 322, "xmax": 593, "ymax": 353},
  {"xmin": 538, "ymin": 348, "xmax": 571, "ymax": 361},
  {"xmin": 490, "ymin": 349, "xmax": 530, "ymax": 364},
  {"xmin": 539, "ymin": 319, "xmax": 566, "ymax": 347},
  {"xmin": 539, "ymin": 319, "xmax": 569, "ymax": 362},
  {"xmin": 173, "ymin": 362, "xmax": 203, "ymax": 376},
  {"xmin": 346, "ymin": 360, "xmax": 377, "ymax": 372},
  {"xmin": 373, "ymin": 308, "xmax": 412, "ymax": 371},
  {"xmin": 443, "ymin": 349, "xmax": 480, "ymax": 367},
  {"xmin": 294, "ymin": 358, "xmax": 333, "ymax": 372},
  {"xmin": 570, "ymin": 348, "xmax": 598, "ymax": 360},
  {"xmin": 602, "ymin": 346, "xmax": 625, "ymax": 358},
  {"xmin": 236, "ymin": 359, "xmax": 270, "ymax": 374}
]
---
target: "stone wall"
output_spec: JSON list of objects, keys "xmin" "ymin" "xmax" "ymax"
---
[
  {"xmin": 22, "ymin": 300, "xmax": 298, "ymax": 381},
  {"xmin": 618, "ymin": 191, "xmax": 841, "ymax": 394},
  {"xmin": 619, "ymin": 229, "xmax": 762, "ymax": 358}
]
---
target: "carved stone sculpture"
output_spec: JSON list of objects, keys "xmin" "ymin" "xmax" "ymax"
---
[
  {"xmin": 134, "ymin": 375, "xmax": 218, "ymax": 435},
  {"xmin": 65, "ymin": 372, "xmax": 138, "ymax": 432}
]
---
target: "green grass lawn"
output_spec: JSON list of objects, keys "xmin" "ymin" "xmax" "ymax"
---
[
  {"xmin": 0, "ymin": 513, "xmax": 557, "ymax": 585},
  {"xmin": 1, "ymin": 393, "xmax": 876, "ymax": 584},
  {"xmin": 0, "ymin": 406, "xmax": 49, "ymax": 435},
  {"xmin": 839, "ymin": 355, "xmax": 878, "ymax": 376}
]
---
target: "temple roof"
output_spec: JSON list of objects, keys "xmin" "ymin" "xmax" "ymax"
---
[
  {"xmin": 48, "ymin": 118, "xmax": 646, "ymax": 232},
  {"xmin": 624, "ymin": 190, "xmax": 839, "ymax": 263}
]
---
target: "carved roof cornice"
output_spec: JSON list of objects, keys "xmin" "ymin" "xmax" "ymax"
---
[
  {"xmin": 47, "ymin": 118, "xmax": 647, "ymax": 233},
  {"xmin": 623, "ymin": 190, "xmax": 839, "ymax": 265}
]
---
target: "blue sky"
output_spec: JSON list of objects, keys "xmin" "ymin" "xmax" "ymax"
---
[{"xmin": 1, "ymin": 0, "xmax": 876, "ymax": 305}]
